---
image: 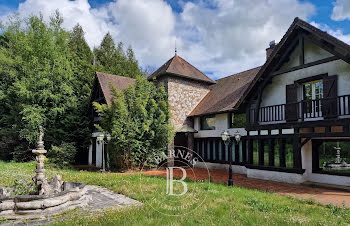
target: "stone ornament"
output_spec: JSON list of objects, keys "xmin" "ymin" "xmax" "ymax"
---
[{"xmin": 32, "ymin": 126, "xmax": 47, "ymax": 189}]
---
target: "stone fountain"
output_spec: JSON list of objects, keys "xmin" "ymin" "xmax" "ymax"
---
[
  {"xmin": 323, "ymin": 142, "xmax": 350, "ymax": 170},
  {"xmin": 0, "ymin": 127, "xmax": 90, "ymax": 219}
]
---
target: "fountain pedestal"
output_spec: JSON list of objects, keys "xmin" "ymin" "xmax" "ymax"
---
[
  {"xmin": 32, "ymin": 126, "xmax": 52, "ymax": 195},
  {"xmin": 0, "ymin": 126, "xmax": 90, "ymax": 219}
]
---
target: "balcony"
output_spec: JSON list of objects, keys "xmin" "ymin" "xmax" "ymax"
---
[{"xmin": 248, "ymin": 95, "xmax": 350, "ymax": 125}]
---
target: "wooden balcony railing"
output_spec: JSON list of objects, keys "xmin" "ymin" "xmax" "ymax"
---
[{"xmin": 248, "ymin": 95, "xmax": 350, "ymax": 125}]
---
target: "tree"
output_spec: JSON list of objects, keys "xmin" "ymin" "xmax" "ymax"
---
[
  {"xmin": 93, "ymin": 33, "xmax": 142, "ymax": 78},
  {"xmin": 124, "ymin": 46, "xmax": 142, "ymax": 78},
  {"xmin": 93, "ymin": 32, "xmax": 117, "ymax": 73},
  {"xmin": 0, "ymin": 12, "xmax": 93, "ymax": 162},
  {"xmin": 0, "ymin": 11, "xmax": 146, "ymax": 164},
  {"xmin": 94, "ymin": 77, "xmax": 174, "ymax": 170},
  {"xmin": 69, "ymin": 24, "xmax": 93, "ymax": 63}
]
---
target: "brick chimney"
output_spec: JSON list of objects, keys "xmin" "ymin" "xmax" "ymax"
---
[{"xmin": 266, "ymin": 40, "xmax": 276, "ymax": 60}]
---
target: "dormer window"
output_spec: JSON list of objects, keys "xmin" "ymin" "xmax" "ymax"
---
[{"xmin": 200, "ymin": 115, "xmax": 216, "ymax": 130}]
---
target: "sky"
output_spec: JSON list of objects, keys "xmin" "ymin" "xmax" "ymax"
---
[{"xmin": 0, "ymin": 0, "xmax": 350, "ymax": 79}]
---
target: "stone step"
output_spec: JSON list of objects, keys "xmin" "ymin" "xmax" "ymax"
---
[{"xmin": 301, "ymin": 181, "xmax": 350, "ymax": 192}]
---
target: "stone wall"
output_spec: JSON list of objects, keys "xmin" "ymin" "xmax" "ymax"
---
[{"xmin": 159, "ymin": 76, "xmax": 211, "ymax": 131}]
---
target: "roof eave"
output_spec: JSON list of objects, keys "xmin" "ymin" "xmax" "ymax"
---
[
  {"xmin": 188, "ymin": 108, "xmax": 237, "ymax": 118},
  {"xmin": 151, "ymin": 71, "xmax": 216, "ymax": 84}
]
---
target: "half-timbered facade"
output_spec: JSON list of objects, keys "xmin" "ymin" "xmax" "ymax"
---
[
  {"xmin": 88, "ymin": 18, "xmax": 350, "ymax": 187},
  {"xmin": 243, "ymin": 18, "xmax": 350, "ymax": 186}
]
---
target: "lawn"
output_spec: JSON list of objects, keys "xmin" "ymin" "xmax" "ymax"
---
[{"xmin": 0, "ymin": 161, "xmax": 350, "ymax": 225}]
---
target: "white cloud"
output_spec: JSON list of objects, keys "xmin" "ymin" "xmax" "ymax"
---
[
  {"xmin": 176, "ymin": 0, "xmax": 315, "ymax": 78},
  {"xmin": 331, "ymin": 0, "xmax": 350, "ymax": 21},
  {"xmin": 310, "ymin": 21, "xmax": 350, "ymax": 45},
  {"xmin": 1, "ymin": 0, "xmax": 176, "ymax": 67},
  {"xmin": 1, "ymin": 0, "xmax": 317, "ymax": 79},
  {"xmin": 107, "ymin": 0, "xmax": 176, "ymax": 66}
]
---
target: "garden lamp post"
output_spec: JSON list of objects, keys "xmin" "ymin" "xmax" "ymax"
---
[
  {"xmin": 97, "ymin": 134, "xmax": 112, "ymax": 172},
  {"xmin": 232, "ymin": 130, "xmax": 242, "ymax": 185},
  {"xmin": 221, "ymin": 130, "xmax": 233, "ymax": 186}
]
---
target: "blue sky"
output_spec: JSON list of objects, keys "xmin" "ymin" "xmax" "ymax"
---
[
  {"xmin": 2, "ymin": 0, "xmax": 345, "ymax": 27},
  {"xmin": 305, "ymin": 0, "xmax": 350, "ymax": 33},
  {"xmin": 0, "ymin": 0, "xmax": 350, "ymax": 79}
]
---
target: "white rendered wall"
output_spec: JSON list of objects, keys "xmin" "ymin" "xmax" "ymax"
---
[
  {"xmin": 307, "ymin": 173, "xmax": 350, "ymax": 186},
  {"xmin": 193, "ymin": 113, "xmax": 247, "ymax": 138},
  {"xmin": 260, "ymin": 41, "xmax": 350, "ymax": 108},
  {"xmin": 247, "ymin": 169, "xmax": 305, "ymax": 184},
  {"xmin": 195, "ymin": 162, "xmax": 247, "ymax": 175}
]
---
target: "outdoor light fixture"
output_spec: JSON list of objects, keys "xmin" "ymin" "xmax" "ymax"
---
[
  {"xmin": 221, "ymin": 130, "xmax": 231, "ymax": 145},
  {"xmin": 234, "ymin": 130, "xmax": 241, "ymax": 144},
  {"xmin": 106, "ymin": 134, "xmax": 111, "ymax": 142},
  {"xmin": 221, "ymin": 130, "xmax": 233, "ymax": 186}
]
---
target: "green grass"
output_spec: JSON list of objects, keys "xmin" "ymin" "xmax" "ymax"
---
[{"xmin": 1, "ymin": 161, "xmax": 350, "ymax": 225}]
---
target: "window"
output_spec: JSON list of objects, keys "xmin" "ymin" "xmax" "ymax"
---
[
  {"xmin": 200, "ymin": 115, "xmax": 216, "ymax": 130},
  {"xmin": 229, "ymin": 113, "xmax": 246, "ymax": 128},
  {"xmin": 303, "ymin": 80, "xmax": 323, "ymax": 100},
  {"xmin": 316, "ymin": 141, "xmax": 350, "ymax": 175},
  {"xmin": 251, "ymin": 138, "xmax": 294, "ymax": 168},
  {"xmin": 302, "ymin": 80, "xmax": 323, "ymax": 117}
]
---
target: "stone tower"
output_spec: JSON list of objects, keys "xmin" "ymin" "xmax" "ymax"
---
[{"xmin": 148, "ymin": 55, "xmax": 215, "ymax": 149}]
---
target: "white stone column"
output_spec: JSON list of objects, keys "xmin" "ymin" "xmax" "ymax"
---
[
  {"xmin": 301, "ymin": 139, "xmax": 312, "ymax": 180},
  {"xmin": 96, "ymin": 139, "xmax": 103, "ymax": 168},
  {"xmin": 88, "ymin": 142, "xmax": 92, "ymax": 165}
]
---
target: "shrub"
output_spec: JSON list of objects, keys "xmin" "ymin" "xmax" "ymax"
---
[
  {"xmin": 12, "ymin": 179, "xmax": 38, "ymax": 195},
  {"xmin": 47, "ymin": 142, "xmax": 77, "ymax": 168},
  {"xmin": 94, "ymin": 77, "xmax": 174, "ymax": 171}
]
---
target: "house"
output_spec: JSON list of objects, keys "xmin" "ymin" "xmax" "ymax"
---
[
  {"xmin": 148, "ymin": 54, "xmax": 260, "ymax": 172},
  {"xmin": 242, "ymin": 17, "xmax": 350, "ymax": 186},
  {"xmin": 88, "ymin": 72, "xmax": 135, "ymax": 168},
  {"xmin": 89, "ymin": 17, "xmax": 350, "ymax": 187},
  {"xmin": 149, "ymin": 17, "xmax": 350, "ymax": 187}
]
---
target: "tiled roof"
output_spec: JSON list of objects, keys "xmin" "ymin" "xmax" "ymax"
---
[
  {"xmin": 96, "ymin": 72, "xmax": 135, "ymax": 105},
  {"xmin": 189, "ymin": 66, "xmax": 261, "ymax": 116},
  {"xmin": 148, "ymin": 55, "xmax": 215, "ymax": 84}
]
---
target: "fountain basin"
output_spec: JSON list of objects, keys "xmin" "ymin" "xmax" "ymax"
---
[{"xmin": 0, "ymin": 182, "xmax": 90, "ymax": 219}]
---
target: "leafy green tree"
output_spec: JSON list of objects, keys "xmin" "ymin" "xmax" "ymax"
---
[
  {"xmin": 69, "ymin": 24, "xmax": 93, "ymax": 63},
  {"xmin": 94, "ymin": 77, "xmax": 174, "ymax": 170},
  {"xmin": 125, "ymin": 46, "xmax": 142, "ymax": 78},
  {"xmin": 0, "ymin": 12, "xmax": 92, "ymax": 161},
  {"xmin": 93, "ymin": 32, "xmax": 116, "ymax": 72},
  {"xmin": 0, "ymin": 11, "xmax": 146, "ymax": 163},
  {"xmin": 93, "ymin": 33, "xmax": 142, "ymax": 79}
]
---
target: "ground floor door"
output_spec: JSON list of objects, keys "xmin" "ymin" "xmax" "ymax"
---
[
  {"xmin": 174, "ymin": 133, "xmax": 189, "ymax": 166},
  {"xmin": 174, "ymin": 133, "xmax": 188, "ymax": 148}
]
